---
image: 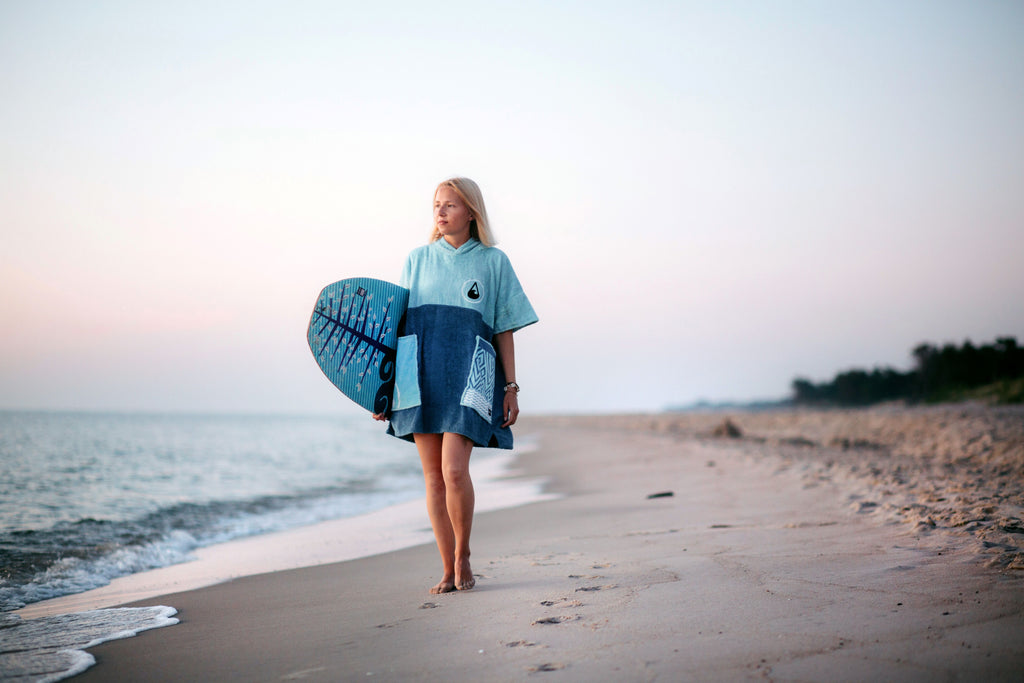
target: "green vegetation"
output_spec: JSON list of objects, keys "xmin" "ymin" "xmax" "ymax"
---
[
  {"xmin": 792, "ymin": 337, "xmax": 1024, "ymax": 407},
  {"xmin": 928, "ymin": 376, "xmax": 1024, "ymax": 405}
]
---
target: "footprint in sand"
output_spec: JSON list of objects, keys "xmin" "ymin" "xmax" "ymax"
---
[
  {"xmin": 528, "ymin": 662, "xmax": 567, "ymax": 672},
  {"xmin": 532, "ymin": 615, "xmax": 579, "ymax": 625},
  {"xmin": 575, "ymin": 584, "xmax": 617, "ymax": 592},
  {"xmin": 540, "ymin": 598, "xmax": 584, "ymax": 607},
  {"xmin": 505, "ymin": 640, "xmax": 538, "ymax": 648},
  {"xmin": 530, "ymin": 553, "xmax": 575, "ymax": 567}
]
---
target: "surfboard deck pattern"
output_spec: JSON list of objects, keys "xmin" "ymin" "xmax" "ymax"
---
[{"xmin": 308, "ymin": 278, "xmax": 409, "ymax": 414}]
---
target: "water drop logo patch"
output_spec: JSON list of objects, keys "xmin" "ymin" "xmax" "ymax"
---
[{"xmin": 462, "ymin": 279, "xmax": 483, "ymax": 304}]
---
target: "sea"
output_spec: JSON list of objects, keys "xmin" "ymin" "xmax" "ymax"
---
[{"xmin": 0, "ymin": 410, "xmax": 535, "ymax": 681}]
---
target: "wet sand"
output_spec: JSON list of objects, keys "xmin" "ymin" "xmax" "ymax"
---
[{"xmin": 72, "ymin": 406, "xmax": 1024, "ymax": 681}]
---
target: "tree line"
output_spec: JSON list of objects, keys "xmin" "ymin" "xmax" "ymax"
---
[{"xmin": 791, "ymin": 337, "xmax": 1024, "ymax": 406}]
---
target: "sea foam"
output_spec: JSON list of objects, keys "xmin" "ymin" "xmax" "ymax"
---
[{"xmin": 0, "ymin": 606, "xmax": 178, "ymax": 682}]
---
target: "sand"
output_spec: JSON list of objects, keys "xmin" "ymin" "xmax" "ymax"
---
[{"xmin": 53, "ymin": 407, "xmax": 1024, "ymax": 680}]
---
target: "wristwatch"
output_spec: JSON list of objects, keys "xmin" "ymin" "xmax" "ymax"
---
[{"xmin": 504, "ymin": 382, "xmax": 520, "ymax": 393}]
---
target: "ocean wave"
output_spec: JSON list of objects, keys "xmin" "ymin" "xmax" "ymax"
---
[{"xmin": 0, "ymin": 484, "xmax": 421, "ymax": 612}]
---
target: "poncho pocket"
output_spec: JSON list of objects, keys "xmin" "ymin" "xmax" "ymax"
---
[
  {"xmin": 393, "ymin": 334, "xmax": 422, "ymax": 410},
  {"xmin": 460, "ymin": 336, "xmax": 496, "ymax": 422}
]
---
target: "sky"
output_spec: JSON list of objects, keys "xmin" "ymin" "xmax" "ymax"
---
[{"xmin": 2, "ymin": 1, "xmax": 1022, "ymax": 415}]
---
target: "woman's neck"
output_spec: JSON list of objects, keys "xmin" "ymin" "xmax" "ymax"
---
[{"xmin": 443, "ymin": 234, "xmax": 472, "ymax": 249}]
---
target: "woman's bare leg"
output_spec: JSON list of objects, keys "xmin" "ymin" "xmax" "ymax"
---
[
  {"xmin": 441, "ymin": 432, "xmax": 475, "ymax": 590},
  {"xmin": 414, "ymin": 433, "xmax": 456, "ymax": 594},
  {"xmin": 414, "ymin": 432, "xmax": 476, "ymax": 593}
]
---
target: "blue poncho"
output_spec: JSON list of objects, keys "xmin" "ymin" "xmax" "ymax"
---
[{"xmin": 387, "ymin": 238, "xmax": 538, "ymax": 448}]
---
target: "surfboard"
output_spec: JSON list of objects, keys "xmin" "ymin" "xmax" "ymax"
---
[{"xmin": 307, "ymin": 278, "xmax": 409, "ymax": 415}]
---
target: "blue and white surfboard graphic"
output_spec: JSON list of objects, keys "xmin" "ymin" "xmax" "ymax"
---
[{"xmin": 308, "ymin": 278, "xmax": 409, "ymax": 414}]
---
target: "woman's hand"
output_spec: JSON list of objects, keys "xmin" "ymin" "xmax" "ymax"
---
[
  {"xmin": 494, "ymin": 330, "xmax": 519, "ymax": 428},
  {"xmin": 501, "ymin": 390, "xmax": 519, "ymax": 428},
  {"xmin": 372, "ymin": 412, "xmax": 387, "ymax": 422}
]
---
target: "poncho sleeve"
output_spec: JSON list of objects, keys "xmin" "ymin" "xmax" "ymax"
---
[{"xmin": 493, "ymin": 252, "xmax": 539, "ymax": 334}]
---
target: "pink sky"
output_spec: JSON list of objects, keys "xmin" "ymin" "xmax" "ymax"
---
[{"xmin": 2, "ymin": 2, "xmax": 1022, "ymax": 414}]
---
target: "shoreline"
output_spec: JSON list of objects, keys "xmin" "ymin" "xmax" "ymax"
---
[
  {"xmin": 70, "ymin": 406, "xmax": 1024, "ymax": 681},
  {"xmin": 15, "ymin": 447, "xmax": 556, "ymax": 620}
]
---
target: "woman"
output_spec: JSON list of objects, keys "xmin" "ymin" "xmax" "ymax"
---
[{"xmin": 375, "ymin": 177, "xmax": 538, "ymax": 594}]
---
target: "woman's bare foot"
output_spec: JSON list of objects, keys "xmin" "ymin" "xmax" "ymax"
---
[
  {"xmin": 455, "ymin": 557, "xmax": 475, "ymax": 591},
  {"xmin": 430, "ymin": 577, "xmax": 456, "ymax": 594}
]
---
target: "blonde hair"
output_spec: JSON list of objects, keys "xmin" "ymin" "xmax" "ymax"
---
[{"xmin": 430, "ymin": 177, "xmax": 496, "ymax": 247}]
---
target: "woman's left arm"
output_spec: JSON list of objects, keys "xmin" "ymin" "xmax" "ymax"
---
[{"xmin": 494, "ymin": 330, "xmax": 519, "ymax": 427}]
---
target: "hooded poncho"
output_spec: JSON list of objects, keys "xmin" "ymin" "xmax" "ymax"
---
[{"xmin": 387, "ymin": 237, "xmax": 538, "ymax": 449}]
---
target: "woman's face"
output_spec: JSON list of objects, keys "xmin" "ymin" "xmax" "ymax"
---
[{"xmin": 434, "ymin": 186, "xmax": 473, "ymax": 247}]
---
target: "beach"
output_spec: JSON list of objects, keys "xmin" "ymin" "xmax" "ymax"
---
[{"xmin": 28, "ymin": 407, "xmax": 1024, "ymax": 681}]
